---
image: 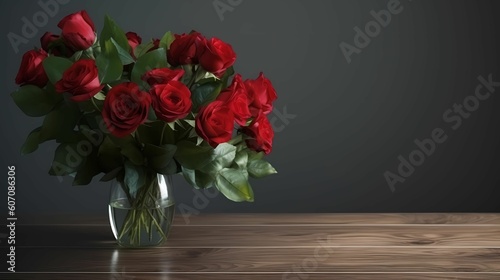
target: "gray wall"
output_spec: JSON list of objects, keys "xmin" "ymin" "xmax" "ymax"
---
[{"xmin": 1, "ymin": 0, "xmax": 500, "ymax": 216}]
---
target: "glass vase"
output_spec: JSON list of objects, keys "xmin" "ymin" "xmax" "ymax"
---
[{"xmin": 108, "ymin": 173, "xmax": 175, "ymax": 247}]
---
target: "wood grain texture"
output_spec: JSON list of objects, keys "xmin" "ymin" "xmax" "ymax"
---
[
  {"xmin": 3, "ymin": 273, "xmax": 500, "ymax": 280},
  {"xmin": 1, "ymin": 213, "xmax": 499, "ymax": 280},
  {"xmin": 11, "ymin": 248, "xmax": 500, "ymax": 272},
  {"xmin": 9, "ymin": 224, "xmax": 500, "ymax": 248}
]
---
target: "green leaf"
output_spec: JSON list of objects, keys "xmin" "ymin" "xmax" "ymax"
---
[
  {"xmin": 96, "ymin": 40, "xmax": 123, "ymax": 84},
  {"xmin": 131, "ymin": 48, "xmax": 167, "ymax": 89},
  {"xmin": 100, "ymin": 167, "xmax": 123, "ymax": 182},
  {"xmin": 73, "ymin": 149, "xmax": 101, "ymax": 186},
  {"xmin": 98, "ymin": 137, "xmax": 123, "ymax": 172},
  {"xmin": 137, "ymin": 122, "xmax": 174, "ymax": 146},
  {"xmin": 147, "ymin": 105, "xmax": 157, "ymax": 121},
  {"xmin": 175, "ymin": 142, "xmax": 236, "ymax": 174},
  {"xmin": 248, "ymin": 150, "xmax": 265, "ymax": 162},
  {"xmin": 221, "ymin": 66, "xmax": 235, "ymax": 88},
  {"xmin": 175, "ymin": 140, "xmax": 213, "ymax": 170},
  {"xmin": 124, "ymin": 161, "xmax": 146, "ymax": 197},
  {"xmin": 42, "ymin": 56, "xmax": 73, "ymax": 84},
  {"xmin": 49, "ymin": 142, "xmax": 85, "ymax": 176},
  {"xmin": 215, "ymin": 168, "xmax": 254, "ymax": 202},
  {"xmin": 184, "ymin": 119, "xmax": 196, "ymax": 127},
  {"xmin": 11, "ymin": 85, "xmax": 63, "ymax": 117},
  {"xmin": 159, "ymin": 31, "xmax": 175, "ymax": 50},
  {"xmin": 200, "ymin": 143, "xmax": 237, "ymax": 173},
  {"xmin": 233, "ymin": 150, "xmax": 248, "ymax": 169},
  {"xmin": 143, "ymin": 143, "xmax": 177, "ymax": 175},
  {"xmin": 111, "ymin": 37, "xmax": 135, "ymax": 65},
  {"xmin": 120, "ymin": 142, "xmax": 144, "ymax": 165},
  {"xmin": 191, "ymin": 81, "xmax": 223, "ymax": 112},
  {"xmin": 196, "ymin": 136, "xmax": 204, "ymax": 146},
  {"xmin": 182, "ymin": 167, "xmax": 214, "ymax": 189},
  {"xmin": 20, "ymin": 127, "xmax": 42, "ymax": 155},
  {"xmin": 100, "ymin": 15, "xmax": 130, "ymax": 54},
  {"xmin": 133, "ymin": 41, "xmax": 155, "ymax": 59},
  {"xmin": 40, "ymin": 103, "xmax": 80, "ymax": 142},
  {"xmin": 248, "ymin": 159, "xmax": 277, "ymax": 178}
]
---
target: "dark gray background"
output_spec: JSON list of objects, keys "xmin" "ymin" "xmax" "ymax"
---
[{"xmin": 1, "ymin": 0, "xmax": 500, "ymax": 215}]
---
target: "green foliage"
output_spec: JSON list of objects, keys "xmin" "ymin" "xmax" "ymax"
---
[
  {"xmin": 191, "ymin": 81, "xmax": 223, "ymax": 112},
  {"xmin": 11, "ymin": 85, "xmax": 63, "ymax": 117},
  {"xmin": 42, "ymin": 56, "xmax": 73, "ymax": 84},
  {"xmin": 215, "ymin": 168, "xmax": 254, "ymax": 202},
  {"xmin": 96, "ymin": 40, "xmax": 122, "ymax": 84},
  {"xmin": 159, "ymin": 31, "xmax": 175, "ymax": 51}
]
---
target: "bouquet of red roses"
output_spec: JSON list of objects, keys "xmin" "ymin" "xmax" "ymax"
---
[{"xmin": 12, "ymin": 10, "xmax": 277, "ymax": 246}]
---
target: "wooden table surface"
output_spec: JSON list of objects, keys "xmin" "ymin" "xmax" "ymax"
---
[{"xmin": 1, "ymin": 213, "xmax": 500, "ymax": 280}]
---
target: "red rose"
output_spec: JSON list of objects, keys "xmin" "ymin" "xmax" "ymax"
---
[
  {"xmin": 58, "ymin": 10, "xmax": 96, "ymax": 50},
  {"xmin": 142, "ymin": 68, "xmax": 184, "ymax": 86},
  {"xmin": 102, "ymin": 83, "xmax": 152, "ymax": 137},
  {"xmin": 150, "ymin": 80, "xmax": 192, "ymax": 122},
  {"xmin": 126, "ymin": 32, "xmax": 142, "ymax": 51},
  {"xmin": 40, "ymin": 32, "xmax": 73, "ymax": 57},
  {"xmin": 199, "ymin": 37, "xmax": 236, "ymax": 76},
  {"xmin": 244, "ymin": 72, "xmax": 277, "ymax": 116},
  {"xmin": 167, "ymin": 32, "xmax": 206, "ymax": 66},
  {"xmin": 15, "ymin": 49, "xmax": 48, "ymax": 88},
  {"xmin": 195, "ymin": 100, "xmax": 234, "ymax": 147},
  {"xmin": 242, "ymin": 113, "xmax": 274, "ymax": 154},
  {"xmin": 40, "ymin": 32, "xmax": 59, "ymax": 52},
  {"xmin": 55, "ymin": 59, "xmax": 104, "ymax": 102},
  {"xmin": 217, "ymin": 74, "xmax": 251, "ymax": 126}
]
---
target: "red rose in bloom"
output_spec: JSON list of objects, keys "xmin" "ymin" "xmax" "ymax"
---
[
  {"xmin": 55, "ymin": 59, "xmax": 104, "ymax": 102},
  {"xmin": 199, "ymin": 37, "xmax": 236, "ymax": 76},
  {"xmin": 195, "ymin": 100, "xmax": 235, "ymax": 147},
  {"xmin": 242, "ymin": 113, "xmax": 274, "ymax": 154},
  {"xmin": 102, "ymin": 83, "xmax": 152, "ymax": 137},
  {"xmin": 126, "ymin": 32, "xmax": 142, "ymax": 52},
  {"xmin": 58, "ymin": 10, "xmax": 96, "ymax": 50},
  {"xmin": 150, "ymin": 80, "xmax": 192, "ymax": 122},
  {"xmin": 244, "ymin": 72, "xmax": 277, "ymax": 116},
  {"xmin": 142, "ymin": 68, "xmax": 184, "ymax": 86},
  {"xmin": 167, "ymin": 32, "xmax": 206, "ymax": 66},
  {"xmin": 15, "ymin": 49, "xmax": 48, "ymax": 87},
  {"xmin": 217, "ymin": 74, "xmax": 251, "ymax": 126}
]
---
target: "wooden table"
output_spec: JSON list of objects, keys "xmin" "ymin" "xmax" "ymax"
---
[{"xmin": 2, "ymin": 213, "xmax": 500, "ymax": 279}]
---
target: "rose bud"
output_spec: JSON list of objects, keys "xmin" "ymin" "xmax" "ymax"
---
[
  {"xmin": 102, "ymin": 82, "xmax": 152, "ymax": 137},
  {"xmin": 199, "ymin": 37, "xmax": 236, "ymax": 77},
  {"xmin": 242, "ymin": 113, "xmax": 274, "ymax": 154},
  {"xmin": 55, "ymin": 59, "xmax": 104, "ymax": 102},
  {"xmin": 126, "ymin": 32, "xmax": 142, "ymax": 51},
  {"xmin": 15, "ymin": 49, "xmax": 48, "ymax": 88},
  {"xmin": 58, "ymin": 10, "xmax": 96, "ymax": 50},
  {"xmin": 195, "ymin": 100, "xmax": 235, "ymax": 147}
]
